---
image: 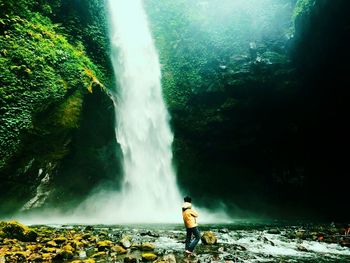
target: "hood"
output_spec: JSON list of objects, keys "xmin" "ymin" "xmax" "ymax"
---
[{"xmin": 182, "ymin": 202, "xmax": 192, "ymax": 209}]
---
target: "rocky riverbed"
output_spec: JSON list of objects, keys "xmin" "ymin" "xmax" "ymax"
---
[{"xmin": 0, "ymin": 221, "xmax": 350, "ymax": 262}]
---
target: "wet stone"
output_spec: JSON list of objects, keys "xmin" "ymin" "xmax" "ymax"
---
[
  {"xmin": 124, "ymin": 255, "xmax": 138, "ymax": 263},
  {"xmin": 219, "ymin": 228, "xmax": 229, "ymax": 234},
  {"xmin": 267, "ymin": 229, "xmax": 281, "ymax": 234}
]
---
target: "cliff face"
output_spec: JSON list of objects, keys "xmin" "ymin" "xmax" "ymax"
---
[
  {"xmin": 290, "ymin": 0, "xmax": 350, "ymax": 218},
  {"xmin": 146, "ymin": 0, "xmax": 349, "ymax": 219},
  {"xmin": 0, "ymin": 0, "xmax": 120, "ymax": 214}
]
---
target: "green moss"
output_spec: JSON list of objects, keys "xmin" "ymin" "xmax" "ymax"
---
[
  {"xmin": 0, "ymin": 12, "xmax": 102, "ymax": 170},
  {"xmin": 292, "ymin": 0, "xmax": 315, "ymax": 28},
  {"xmin": 293, "ymin": 0, "xmax": 314, "ymax": 18},
  {"xmin": 0, "ymin": 221, "xmax": 37, "ymax": 241},
  {"xmin": 54, "ymin": 90, "xmax": 83, "ymax": 129}
]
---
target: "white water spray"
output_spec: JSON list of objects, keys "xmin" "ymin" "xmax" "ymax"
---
[{"xmin": 107, "ymin": 0, "xmax": 182, "ymax": 222}]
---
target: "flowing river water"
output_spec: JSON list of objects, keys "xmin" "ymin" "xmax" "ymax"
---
[{"xmin": 36, "ymin": 222, "xmax": 350, "ymax": 263}]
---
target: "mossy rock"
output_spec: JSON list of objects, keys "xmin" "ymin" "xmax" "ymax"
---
[
  {"xmin": 91, "ymin": 252, "xmax": 106, "ymax": 258},
  {"xmin": 97, "ymin": 240, "xmax": 113, "ymax": 251},
  {"xmin": 46, "ymin": 240, "xmax": 58, "ymax": 247},
  {"xmin": 54, "ymin": 236, "xmax": 67, "ymax": 244},
  {"xmin": 201, "ymin": 231, "xmax": 217, "ymax": 245},
  {"xmin": 142, "ymin": 253, "xmax": 158, "ymax": 261},
  {"xmin": 71, "ymin": 260, "xmax": 96, "ymax": 263},
  {"xmin": 111, "ymin": 245, "xmax": 127, "ymax": 254},
  {"xmin": 0, "ymin": 221, "xmax": 37, "ymax": 242},
  {"xmin": 141, "ymin": 242, "xmax": 156, "ymax": 251},
  {"xmin": 54, "ymin": 249, "xmax": 74, "ymax": 260}
]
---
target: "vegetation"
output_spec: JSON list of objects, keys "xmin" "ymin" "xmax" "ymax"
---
[
  {"xmin": 0, "ymin": 0, "xmax": 113, "ymax": 213},
  {"xmin": 0, "ymin": 11, "xmax": 101, "ymax": 170},
  {"xmin": 292, "ymin": 0, "xmax": 315, "ymax": 21}
]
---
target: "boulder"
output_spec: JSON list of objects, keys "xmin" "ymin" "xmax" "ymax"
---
[
  {"xmin": 297, "ymin": 245, "xmax": 308, "ymax": 252},
  {"xmin": 46, "ymin": 240, "xmax": 58, "ymax": 247},
  {"xmin": 97, "ymin": 240, "xmax": 112, "ymax": 251},
  {"xmin": 141, "ymin": 242, "xmax": 156, "ymax": 251},
  {"xmin": 0, "ymin": 221, "xmax": 37, "ymax": 242},
  {"xmin": 120, "ymin": 236, "xmax": 132, "ymax": 248},
  {"xmin": 142, "ymin": 253, "xmax": 158, "ymax": 261},
  {"xmin": 295, "ymin": 229, "xmax": 305, "ymax": 239},
  {"xmin": 111, "ymin": 245, "xmax": 127, "ymax": 254},
  {"xmin": 54, "ymin": 236, "xmax": 67, "ymax": 244},
  {"xmin": 201, "ymin": 231, "xmax": 217, "ymax": 245},
  {"xmin": 91, "ymin": 252, "xmax": 106, "ymax": 259},
  {"xmin": 267, "ymin": 229, "xmax": 281, "ymax": 234},
  {"xmin": 54, "ymin": 249, "xmax": 74, "ymax": 260}
]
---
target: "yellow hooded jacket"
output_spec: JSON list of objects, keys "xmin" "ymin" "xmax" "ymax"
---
[{"xmin": 182, "ymin": 202, "xmax": 198, "ymax": 228}]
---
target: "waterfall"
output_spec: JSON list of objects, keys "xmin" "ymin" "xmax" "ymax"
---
[{"xmin": 107, "ymin": 0, "xmax": 182, "ymax": 222}]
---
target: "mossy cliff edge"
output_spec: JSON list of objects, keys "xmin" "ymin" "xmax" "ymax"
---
[{"xmin": 0, "ymin": 0, "xmax": 119, "ymax": 214}]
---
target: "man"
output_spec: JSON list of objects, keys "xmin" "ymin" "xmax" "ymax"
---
[{"xmin": 182, "ymin": 196, "xmax": 200, "ymax": 254}]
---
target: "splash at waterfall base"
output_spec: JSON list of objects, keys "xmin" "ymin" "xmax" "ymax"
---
[{"xmin": 0, "ymin": 221, "xmax": 349, "ymax": 262}]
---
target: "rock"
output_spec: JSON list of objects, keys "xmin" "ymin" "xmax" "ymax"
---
[
  {"xmin": 84, "ymin": 226, "xmax": 94, "ymax": 231},
  {"xmin": 26, "ymin": 244, "xmax": 39, "ymax": 252},
  {"xmin": 340, "ymin": 239, "xmax": 350, "ymax": 248},
  {"xmin": 267, "ymin": 229, "xmax": 281, "ymax": 234},
  {"xmin": 46, "ymin": 240, "xmax": 58, "ymax": 247},
  {"xmin": 141, "ymin": 242, "xmax": 156, "ymax": 251},
  {"xmin": 73, "ymin": 259, "xmax": 96, "ymax": 263},
  {"xmin": 97, "ymin": 240, "xmax": 112, "ymax": 251},
  {"xmin": 155, "ymin": 254, "xmax": 176, "ymax": 263},
  {"xmin": 295, "ymin": 229, "xmax": 305, "ymax": 239},
  {"xmin": 3, "ymin": 251, "xmax": 27, "ymax": 262},
  {"xmin": 82, "ymin": 233, "xmax": 91, "ymax": 240},
  {"xmin": 201, "ymin": 231, "xmax": 217, "ymax": 245},
  {"xmin": 124, "ymin": 255, "xmax": 138, "ymax": 263},
  {"xmin": 232, "ymin": 244, "xmax": 247, "ymax": 251},
  {"xmin": 142, "ymin": 253, "xmax": 158, "ymax": 261},
  {"xmin": 131, "ymin": 243, "xmax": 142, "ymax": 250},
  {"xmin": 111, "ymin": 245, "xmax": 127, "ymax": 254},
  {"xmin": 42, "ymin": 247, "xmax": 57, "ymax": 253},
  {"xmin": 120, "ymin": 236, "xmax": 132, "ymax": 248},
  {"xmin": 63, "ymin": 244, "xmax": 74, "ymax": 252},
  {"xmin": 79, "ymin": 250, "xmax": 87, "ymax": 258},
  {"xmin": 140, "ymin": 230, "xmax": 160, "ymax": 237},
  {"xmin": 24, "ymin": 230, "xmax": 38, "ymax": 242},
  {"xmin": 98, "ymin": 231, "xmax": 108, "ymax": 237},
  {"xmin": 262, "ymin": 236, "xmax": 275, "ymax": 246},
  {"xmin": 0, "ymin": 221, "xmax": 37, "ymax": 242},
  {"xmin": 219, "ymin": 228, "xmax": 229, "ymax": 234},
  {"xmin": 27, "ymin": 253, "xmax": 42, "ymax": 262},
  {"xmin": 54, "ymin": 249, "xmax": 74, "ymax": 260},
  {"xmin": 224, "ymin": 254, "xmax": 238, "ymax": 261},
  {"xmin": 41, "ymin": 253, "xmax": 54, "ymax": 261},
  {"xmin": 91, "ymin": 251, "xmax": 106, "ymax": 258},
  {"xmin": 297, "ymin": 245, "xmax": 308, "ymax": 252},
  {"xmin": 54, "ymin": 236, "xmax": 67, "ymax": 244}
]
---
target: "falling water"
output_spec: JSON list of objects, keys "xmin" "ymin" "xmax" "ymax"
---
[{"xmin": 107, "ymin": 0, "xmax": 182, "ymax": 222}]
